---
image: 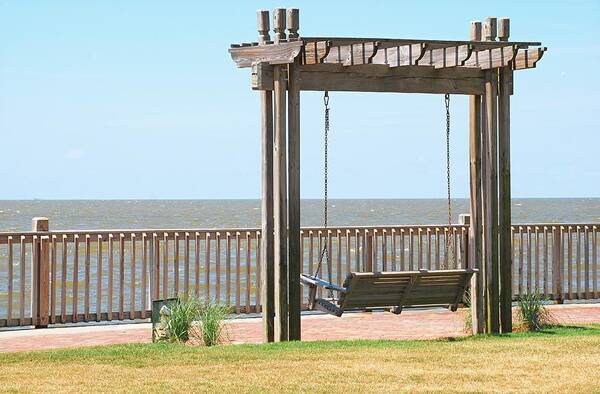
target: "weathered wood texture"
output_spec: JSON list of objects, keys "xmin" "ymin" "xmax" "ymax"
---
[
  {"xmin": 296, "ymin": 64, "xmax": 486, "ymax": 95},
  {"xmin": 0, "ymin": 223, "xmax": 596, "ymax": 328},
  {"xmin": 273, "ymin": 65, "xmax": 289, "ymax": 342},
  {"xmin": 287, "ymin": 59, "xmax": 301, "ymax": 341},
  {"xmin": 498, "ymin": 18, "xmax": 513, "ymax": 334}
]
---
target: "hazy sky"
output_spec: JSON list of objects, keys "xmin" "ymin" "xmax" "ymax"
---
[{"xmin": 0, "ymin": 1, "xmax": 598, "ymax": 199}]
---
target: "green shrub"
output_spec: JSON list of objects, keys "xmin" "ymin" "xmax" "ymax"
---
[
  {"xmin": 155, "ymin": 298, "xmax": 201, "ymax": 343},
  {"xmin": 198, "ymin": 303, "xmax": 232, "ymax": 346},
  {"xmin": 517, "ymin": 293, "xmax": 554, "ymax": 331}
]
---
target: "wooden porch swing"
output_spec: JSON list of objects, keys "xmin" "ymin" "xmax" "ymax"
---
[
  {"xmin": 299, "ymin": 89, "xmax": 476, "ymax": 317},
  {"xmin": 229, "ymin": 8, "xmax": 546, "ymax": 341}
]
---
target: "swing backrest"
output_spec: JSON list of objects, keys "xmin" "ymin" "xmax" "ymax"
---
[{"xmin": 338, "ymin": 269, "xmax": 475, "ymax": 310}]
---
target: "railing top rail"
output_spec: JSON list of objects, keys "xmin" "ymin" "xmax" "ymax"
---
[{"xmin": 0, "ymin": 222, "xmax": 597, "ymax": 244}]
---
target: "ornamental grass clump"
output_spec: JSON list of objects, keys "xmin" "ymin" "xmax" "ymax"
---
[
  {"xmin": 517, "ymin": 293, "xmax": 555, "ymax": 331},
  {"xmin": 155, "ymin": 298, "xmax": 202, "ymax": 343},
  {"xmin": 198, "ymin": 303, "xmax": 232, "ymax": 346}
]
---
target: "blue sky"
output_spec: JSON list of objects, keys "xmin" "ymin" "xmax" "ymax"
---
[{"xmin": 0, "ymin": 1, "xmax": 598, "ymax": 199}]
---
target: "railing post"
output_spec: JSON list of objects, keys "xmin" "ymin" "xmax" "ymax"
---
[
  {"xmin": 365, "ymin": 232, "xmax": 374, "ymax": 272},
  {"xmin": 552, "ymin": 226, "xmax": 563, "ymax": 303},
  {"xmin": 31, "ymin": 217, "xmax": 50, "ymax": 328},
  {"xmin": 459, "ymin": 214, "xmax": 471, "ymax": 269}
]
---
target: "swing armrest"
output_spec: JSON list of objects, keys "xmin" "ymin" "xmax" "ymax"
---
[{"xmin": 300, "ymin": 274, "xmax": 347, "ymax": 293}]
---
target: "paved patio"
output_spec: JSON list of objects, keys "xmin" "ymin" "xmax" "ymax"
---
[{"xmin": 0, "ymin": 304, "xmax": 598, "ymax": 353}]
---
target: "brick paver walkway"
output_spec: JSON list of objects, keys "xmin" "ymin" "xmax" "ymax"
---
[{"xmin": 0, "ymin": 304, "xmax": 598, "ymax": 353}]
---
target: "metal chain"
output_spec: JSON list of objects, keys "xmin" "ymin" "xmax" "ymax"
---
[
  {"xmin": 315, "ymin": 91, "xmax": 334, "ymax": 297},
  {"xmin": 444, "ymin": 93, "xmax": 455, "ymax": 269}
]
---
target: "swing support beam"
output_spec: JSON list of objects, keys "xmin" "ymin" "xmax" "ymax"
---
[{"xmin": 232, "ymin": 9, "xmax": 545, "ymax": 341}]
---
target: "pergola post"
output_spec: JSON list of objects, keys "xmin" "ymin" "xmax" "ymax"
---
[
  {"xmin": 273, "ymin": 8, "xmax": 289, "ymax": 342},
  {"xmin": 468, "ymin": 21, "xmax": 485, "ymax": 335},
  {"xmin": 287, "ymin": 8, "xmax": 302, "ymax": 341},
  {"xmin": 257, "ymin": 10, "xmax": 275, "ymax": 343},
  {"xmin": 483, "ymin": 17, "xmax": 501, "ymax": 334},
  {"xmin": 498, "ymin": 17, "xmax": 513, "ymax": 333}
]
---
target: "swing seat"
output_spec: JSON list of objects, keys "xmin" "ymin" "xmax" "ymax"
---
[{"xmin": 300, "ymin": 268, "xmax": 477, "ymax": 317}]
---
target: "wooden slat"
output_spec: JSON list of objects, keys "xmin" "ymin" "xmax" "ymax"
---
[
  {"xmin": 216, "ymin": 232, "xmax": 221, "ymax": 304},
  {"xmin": 205, "ymin": 233, "xmax": 211, "ymax": 304},
  {"xmin": 229, "ymin": 40, "xmax": 303, "ymax": 68},
  {"xmin": 50, "ymin": 235, "xmax": 57, "ymax": 324},
  {"xmin": 141, "ymin": 233, "xmax": 147, "ymax": 311},
  {"xmin": 96, "ymin": 235, "xmax": 103, "ymax": 322},
  {"xmin": 246, "ymin": 232, "xmax": 252, "ymax": 311},
  {"xmin": 512, "ymin": 47, "xmax": 546, "ymax": 70},
  {"xmin": 72, "ymin": 235, "xmax": 79, "ymax": 323},
  {"xmin": 119, "ymin": 234, "xmax": 125, "ymax": 320},
  {"xmin": 162, "ymin": 233, "xmax": 168, "ymax": 299},
  {"xmin": 236, "ymin": 232, "xmax": 241, "ymax": 313},
  {"xmin": 195, "ymin": 232, "xmax": 200, "ymax": 297},
  {"xmin": 567, "ymin": 226, "xmax": 573, "ymax": 299},
  {"xmin": 174, "ymin": 232, "xmax": 180, "ymax": 296},
  {"xmin": 84, "ymin": 235, "xmax": 91, "ymax": 321},
  {"xmin": 7, "ymin": 237, "xmax": 13, "ymax": 321},
  {"xmin": 107, "ymin": 234, "xmax": 113, "ymax": 321},
  {"xmin": 226, "ymin": 232, "xmax": 232, "ymax": 305},
  {"xmin": 297, "ymin": 63, "xmax": 486, "ymax": 95},
  {"xmin": 130, "ymin": 233, "xmax": 136, "ymax": 319}
]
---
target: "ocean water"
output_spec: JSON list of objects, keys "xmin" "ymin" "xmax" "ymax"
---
[{"xmin": 0, "ymin": 198, "xmax": 599, "ymax": 231}]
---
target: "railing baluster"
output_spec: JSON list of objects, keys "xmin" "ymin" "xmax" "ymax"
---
[
  {"xmin": 141, "ymin": 233, "xmax": 147, "ymax": 313},
  {"xmin": 593, "ymin": 226, "xmax": 598, "ymax": 299},
  {"xmin": 592, "ymin": 225, "xmax": 598, "ymax": 299},
  {"xmin": 400, "ymin": 229, "xmax": 406, "ymax": 271},
  {"xmin": 84, "ymin": 234, "xmax": 91, "ymax": 321},
  {"xmin": 256, "ymin": 231, "xmax": 261, "ymax": 310},
  {"xmin": 96, "ymin": 235, "xmax": 103, "ymax": 321},
  {"xmin": 72, "ymin": 235, "xmax": 79, "ymax": 323},
  {"xmin": 205, "ymin": 233, "xmax": 211, "ymax": 304},
  {"xmin": 50, "ymin": 235, "xmax": 57, "ymax": 324},
  {"xmin": 130, "ymin": 233, "xmax": 136, "ymax": 319},
  {"xmin": 184, "ymin": 232, "xmax": 190, "ymax": 300},
  {"xmin": 216, "ymin": 232, "xmax": 221, "ymax": 304},
  {"xmin": 108, "ymin": 234, "xmax": 113, "ymax": 321},
  {"xmin": 173, "ymin": 233, "xmax": 179, "ymax": 296},
  {"xmin": 518, "ymin": 227, "xmax": 524, "ymax": 295},
  {"xmin": 543, "ymin": 227, "xmax": 549, "ymax": 296},
  {"xmin": 235, "ymin": 232, "xmax": 241, "ymax": 313},
  {"xmin": 119, "ymin": 233, "xmax": 125, "ymax": 320},
  {"xmin": 345, "ymin": 229, "xmax": 351, "ymax": 275},
  {"xmin": 354, "ymin": 229, "xmax": 360, "ymax": 272},
  {"xmin": 162, "ymin": 232, "xmax": 169, "ymax": 299},
  {"xmin": 584, "ymin": 226, "xmax": 590, "ymax": 299},
  {"xmin": 382, "ymin": 229, "xmax": 387, "ymax": 271},
  {"xmin": 567, "ymin": 226, "xmax": 572, "ymax": 300},
  {"xmin": 7, "ymin": 237, "xmax": 13, "ymax": 323},
  {"xmin": 195, "ymin": 232, "xmax": 200, "ymax": 297},
  {"xmin": 426, "ymin": 228, "xmax": 432, "ymax": 270},
  {"xmin": 391, "ymin": 229, "xmax": 397, "ymax": 271},
  {"xmin": 337, "ymin": 230, "xmax": 342, "ymax": 280},
  {"xmin": 576, "ymin": 226, "xmax": 581, "ymax": 299},
  {"xmin": 226, "ymin": 232, "xmax": 232, "ymax": 305},
  {"xmin": 534, "ymin": 226, "xmax": 540, "ymax": 293},
  {"xmin": 246, "ymin": 232, "xmax": 251, "ymax": 311}
]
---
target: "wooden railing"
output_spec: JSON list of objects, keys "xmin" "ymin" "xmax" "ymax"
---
[{"xmin": 0, "ymin": 222, "xmax": 598, "ymax": 328}]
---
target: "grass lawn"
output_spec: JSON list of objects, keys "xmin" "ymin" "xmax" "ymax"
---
[{"xmin": 1, "ymin": 325, "xmax": 599, "ymax": 393}]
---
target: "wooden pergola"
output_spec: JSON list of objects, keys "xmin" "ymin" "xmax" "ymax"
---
[{"xmin": 229, "ymin": 8, "xmax": 546, "ymax": 342}]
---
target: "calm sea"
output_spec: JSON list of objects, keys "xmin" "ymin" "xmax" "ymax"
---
[{"xmin": 1, "ymin": 199, "xmax": 599, "ymax": 231}]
